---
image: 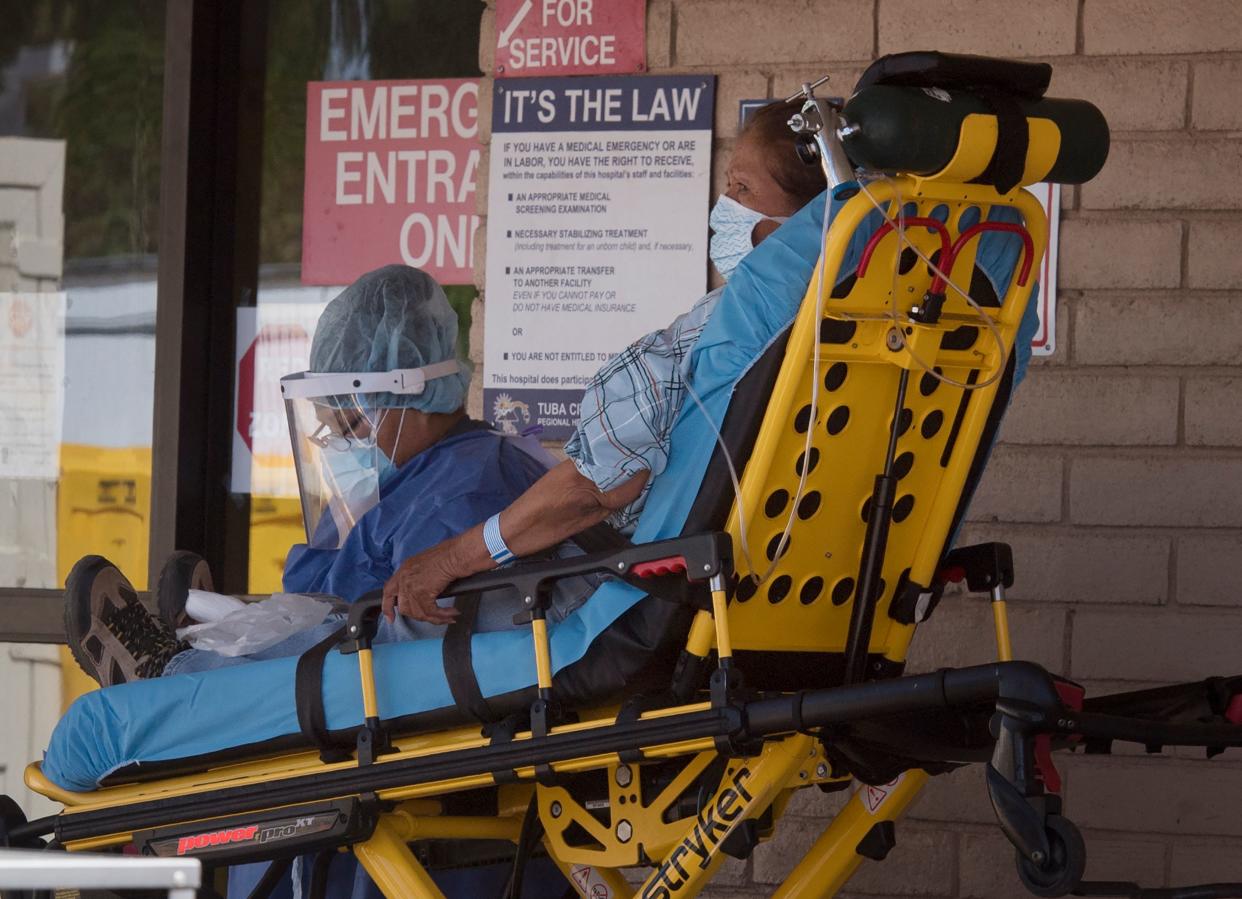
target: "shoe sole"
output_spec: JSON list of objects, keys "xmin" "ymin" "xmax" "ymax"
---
[
  {"xmin": 64, "ymin": 555, "xmax": 137, "ymax": 687},
  {"xmin": 156, "ymin": 551, "xmax": 214, "ymax": 631}
]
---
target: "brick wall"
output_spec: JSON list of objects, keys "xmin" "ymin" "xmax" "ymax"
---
[{"xmin": 472, "ymin": 2, "xmax": 1242, "ymax": 895}]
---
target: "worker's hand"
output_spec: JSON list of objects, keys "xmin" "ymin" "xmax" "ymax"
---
[{"xmin": 382, "ymin": 542, "xmax": 461, "ymax": 625}]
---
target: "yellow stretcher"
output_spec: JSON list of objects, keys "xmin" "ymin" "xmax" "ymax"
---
[{"xmin": 5, "ymin": 52, "xmax": 1242, "ymax": 899}]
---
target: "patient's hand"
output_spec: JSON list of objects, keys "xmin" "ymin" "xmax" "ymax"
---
[
  {"xmin": 382, "ymin": 543, "xmax": 461, "ymax": 625},
  {"xmin": 752, "ymin": 217, "xmax": 782, "ymax": 244}
]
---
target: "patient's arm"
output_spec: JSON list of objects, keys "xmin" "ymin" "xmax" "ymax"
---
[{"xmin": 382, "ymin": 460, "xmax": 647, "ymax": 623}]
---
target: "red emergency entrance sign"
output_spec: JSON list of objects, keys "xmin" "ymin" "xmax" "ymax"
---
[
  {"xmin": 301, "ymin": 79, "xmax": 481, "ymax": 286},
  {"xmin": 495, "ymin": 0, "xmax": 645, "ymax": 77}
]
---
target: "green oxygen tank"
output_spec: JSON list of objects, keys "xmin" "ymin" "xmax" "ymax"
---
[{"xmin": 839, "ymin": 85, "xmax": 1110, "ymax": 185}]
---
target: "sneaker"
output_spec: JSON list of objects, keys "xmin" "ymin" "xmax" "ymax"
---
[
  {"xmin": 156, "ymin": 550, "xmax": 215, "ymax": 631},
  {"xmin": 64, "ymin": 555, "xmax": 187, "ymax": 687}
]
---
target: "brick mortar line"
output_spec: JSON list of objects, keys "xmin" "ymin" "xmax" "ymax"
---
[
  {"xmin": 668, "ymin": 0, "xmax": 678, "ymax": 68},
  {"xmin": 997, "ymin": 440, "xmax": 1242, "ymax": 452},
  {"xmin": 1088, "ymin": 130, "xmax": 1242, "ymax": 142},
  {"xmin": 944, "ymin": 596, "xmax": 1242, "ymax": 616},
  {"xmin": 999, "ymin": 521, "xmax": 1242, "ymax": 534},
  {"xmin": 1061, "ymin": 448, "xmax": 1072, "ymax": 524},
  {"xmin": 652, "ymin": 51, "xmax": 1242, "ymax": 78},
  {"xmin": 1064, "ymin": 605, "xmax": 1076, "ymax": 678},
  {"xmin": 1060, "ymin": 209, "xmax": 1242, "ymax": 222},
  {"xmin": 1015, "ymin": 364, "xmax": 1238, "ymax": 376},
  {"xmin": 989, "ymin": 444, "xmax": 1242, "ymax": 459},
  {"xmin": 1168, "ymin": 533, "xmax": 1179, "ymax": 607},
  {"xmin": 871, "ymin": 0, "xmax": 880, "ymax": 59},
  {"xmin": 668, "ymin": 60, "xmax": 875, "ymax": 74},
  {"xmin": 1177, "ymin": 374, "xmax": 1188, "ymax": 448},
  {"xmin": 1185, "ymin": 54, "xmax": 1197, "ymax": 132},
  {"xmin": 962, "ymin": 521, "xmax": 1242, "ymax": 537},
  {"xmin": 1066, "ymin": 756, "xmax": 1242, "ymax": 773},
  {"xmin": 903, "ymin": 817, "xmax": 1242, "ymax": 842},
  {"xmin": 1052, "ymin": 289, "xmax": 1242, "ymax": 299},
  {"xmin": 948, "ymin": 827, "xmax": 961, "ymax": 897},
  {"xmin": 1035, "ymin": 365, "xmax": 1242, "ymax": 377},
  {"xmin": 1065, "ymin": 290, "xmax": 1077, "ymax": 365},
  {"xmin": 774, "ymin": 812, "xmax": 1242, "ymax": 837},
  {"xmin": 1074, "ymin": 50, "xmax": 1242, "ymax": 62}
]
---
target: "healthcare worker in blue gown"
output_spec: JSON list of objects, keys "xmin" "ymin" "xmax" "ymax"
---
[{"xmin": 201, "ymin": 264, "xmax": 576, "ymax": 898}]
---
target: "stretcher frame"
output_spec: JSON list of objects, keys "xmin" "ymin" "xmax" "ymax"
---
[{"xmin": 7, "ymin": 112, "xmax": 1242, "ymax": 899}]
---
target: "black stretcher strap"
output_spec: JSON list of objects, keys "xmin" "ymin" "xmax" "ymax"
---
[
  {"xmin": 295, "ymin": 624, "xmax": 351, "ymax": 763},
  {"xmin": 442, "ymin": 590, "xmax": 498, "ymax": 724},
  {"xmin": 976, "ymin": 88, "xmax": 1030, "ymax": 194}
]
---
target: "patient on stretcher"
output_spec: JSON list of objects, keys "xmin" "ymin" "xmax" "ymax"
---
[
  {"xmin": 61, "ymin": 101, "xmax": 1038, "ymax": 690},
  {"xmin": 59, "ymin": 101, "xmax": 829, "ymax": 685}
]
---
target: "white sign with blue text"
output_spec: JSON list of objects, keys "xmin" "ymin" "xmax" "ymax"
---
[{"xmin": 484, "ymin": 74, "xmax": 715, "ymax": 440}]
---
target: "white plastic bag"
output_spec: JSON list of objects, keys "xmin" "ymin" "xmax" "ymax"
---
[
  {"xmin": 184, "ymin": 589, "xmax": 247, "ymax": 623},
  {"xmin": 176, "ymin": 593, "xmax": 335, "ymax": 657}
]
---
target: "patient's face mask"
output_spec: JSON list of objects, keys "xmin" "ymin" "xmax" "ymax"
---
[{"xmin": 709, "ymin": 195, "xmax": 788, "ymax": 280}]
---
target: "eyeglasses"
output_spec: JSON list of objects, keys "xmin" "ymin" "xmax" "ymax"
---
[{"xmin": 308, "ymin": 422, "xmax": 353, "ymax": 451}]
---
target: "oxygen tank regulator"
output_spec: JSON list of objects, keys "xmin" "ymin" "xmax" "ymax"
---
[{"xmin": 785, "ymin": 76, "xmax": 861, "ymax": 201}]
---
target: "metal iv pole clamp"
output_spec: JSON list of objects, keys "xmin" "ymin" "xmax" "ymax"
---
[{"xmin": 784, "ymin": 75, "xmax": 860, "ymax": 200}]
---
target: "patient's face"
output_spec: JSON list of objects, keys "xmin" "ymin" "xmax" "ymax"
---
[
  {"xmin": 725, "ymin": 133, "xmax": 803, "ymax": 246},
  {"xmin": 725, "ymin": 134, "xmax": 803, "ymax": 220}
]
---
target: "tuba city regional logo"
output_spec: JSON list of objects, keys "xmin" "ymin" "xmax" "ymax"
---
[{"xmin": 492, "ymin": 392, "xmax": 531, "ymax": 435}]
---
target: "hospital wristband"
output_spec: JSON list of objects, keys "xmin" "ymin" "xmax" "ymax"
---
[{"xmin": 483, "ymin": 513, "xmax": 515, "ymax": 565}]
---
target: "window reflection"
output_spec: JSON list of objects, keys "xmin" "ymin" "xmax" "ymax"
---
[
  {"xmin": 245, "ymin": 0, "xmax": 481, "ymax": 591},
  {"xmin": 0, "ymin": 1, "xmax": 164, "ymax": 594}
]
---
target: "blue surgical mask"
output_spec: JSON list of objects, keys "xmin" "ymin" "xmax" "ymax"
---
[
  {"xmin": 324, "ymin": 443, "xmax": 379, "ymax": 514},
  {"xmin": 709, "ymin": 195, "xmax": 788, "ymax": 280}
]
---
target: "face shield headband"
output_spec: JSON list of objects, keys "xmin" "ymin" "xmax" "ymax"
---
[{"xmin": 279, "ymin": 361, "xmax": 460, "ymax": 549}]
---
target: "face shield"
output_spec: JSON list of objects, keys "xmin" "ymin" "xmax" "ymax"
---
[{"xmin": 279, "ymin": 361, "xmax": 460, "ymax": 549}]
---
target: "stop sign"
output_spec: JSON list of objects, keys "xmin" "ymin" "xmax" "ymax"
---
[{"xmin": 235, "ymin": 324, "xmax": 312, "ymax": 452}]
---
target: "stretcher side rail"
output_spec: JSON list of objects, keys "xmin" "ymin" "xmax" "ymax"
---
[
  {"xmin": 344, "ymin": 531, "xmax": 734, "ymax": 647},
  {"xmin": 14, "ymin": 662, "xmax": 1242, "ymax": 849}
]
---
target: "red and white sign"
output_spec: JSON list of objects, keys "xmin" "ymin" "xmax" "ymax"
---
[
  {"xmin": 569, "ymin": 864, "xmax": 614, "ymax": 898},
  {"xmin": 302, "ymin": 79, "xmax": 481, "ymax": 286},
  {"xmin": 1027, "ymin": 182, "xmax": 1060, "ymax": 356},
  {"xmin": 231, "ymin": 304, "xmax": 326, "ymax": 496},
  {"xmin": 861, "ymin": 775, "xmax": 904, "ymax": 814},
  {"xmin": 495, "ymin": 0, "xmax": 646, "ymax": 77}
]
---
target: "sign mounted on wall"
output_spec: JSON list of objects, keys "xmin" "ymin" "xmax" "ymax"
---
[
  {"xmin": 483, "ymin": 75, "xmax": 715, "ymax": 441},
  {"xmin": 495, "ymin": 0, "xmax": 646, "ymax": 77},
  {"xmin": 1027, "ymin": 181, "xmax": 1060, "ymax": 356},
  {"xmin": 301, "ymin": 79, "xmax": 481, "ymax": 286}
]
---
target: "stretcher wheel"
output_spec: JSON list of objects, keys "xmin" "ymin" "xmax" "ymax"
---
[
  {"xmin": 1015, "ymin": 814, "xmax": 1085, "ymax": 897},
  {"xmin": 0, "ymin": 795, "xmax": 29, "ymax": 847}
]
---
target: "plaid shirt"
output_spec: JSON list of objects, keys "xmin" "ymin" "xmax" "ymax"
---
[
  {"xmin": 564, "ymin": 287, "xmax": 724, "ymax": 534},
  {"xmin": 563, "ymin": 202, "xmax": 1038, "ymax": 535}
]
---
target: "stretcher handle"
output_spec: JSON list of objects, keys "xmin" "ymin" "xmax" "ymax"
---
[
  {"xmin": 946, "ymin": 221, "xmax": 1035, "ymax": 288},
  {"xmin": 344, "ymin": 593, "xmax": 386, "ymax": 648},
  {"xmin": 445, "ymin": 531, "xmax": 733, "ymax": 612},
  {"xmin": 856, "ymin": 216, "xmax": 952, "ymax": 279},
  {"xmin": 341, "ymin": 533, "xmax": 731, "ymax": 640}
]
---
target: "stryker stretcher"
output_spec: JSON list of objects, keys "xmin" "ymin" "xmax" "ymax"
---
[{"xmin": 6, "ymin": 53, "xmax": 1242, "ymax": 899}]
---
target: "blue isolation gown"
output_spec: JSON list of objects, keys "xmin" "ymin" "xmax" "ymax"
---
[{"xmin": 231, "ymin": 419, "xmax": 569, "ymax": 898}]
